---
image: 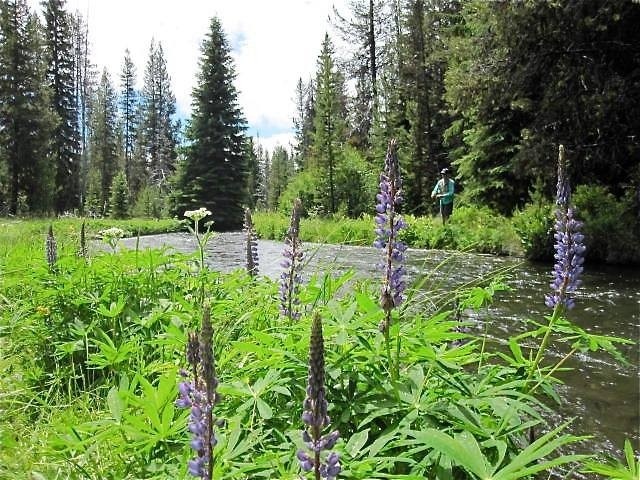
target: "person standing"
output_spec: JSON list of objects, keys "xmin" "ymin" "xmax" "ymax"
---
[{"xmin": 431, "ymin": 168, "xmax": 455, "ymax": 224}]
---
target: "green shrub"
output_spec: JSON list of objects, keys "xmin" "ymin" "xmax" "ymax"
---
[
  {"xmin": 573, "ymin": 185, "xmax": 640, "ymax": 264},
  {"xmin": 512, "ymin": 201, "xmax": 555, "ymax": 261}
]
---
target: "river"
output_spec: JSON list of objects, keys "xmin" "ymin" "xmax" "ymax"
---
[{"xmin": 123, "ymin": 231, "xmax": 640, "ymax": 460}]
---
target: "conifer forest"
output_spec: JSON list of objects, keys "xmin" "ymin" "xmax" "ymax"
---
[{"xmin": 0, "ymin": 1, "xmax": 639, "ymax": 479}]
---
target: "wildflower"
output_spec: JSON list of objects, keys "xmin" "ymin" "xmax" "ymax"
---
[
  {"xmin": 176, "ymin": 306, "xmax": 221, "ymax": 480},
  {"xmin": 184, "ymin": 208, "xmax": 212, "ymax": 223},
  {"xmin": 281, "ymin": 198, "xmax": 304, "ymax": 321},
  {"xmin": 297, "ymin": 313, "xmax": 340, "ymax": 479},
  {"xmin": 243, "ymin": 208, "xmax": 259, "ymax": 277},
  {"xmin": 45, "ymin": 224, "xmax": 57, "ymax": 269},
  {"xmin": 99, "ymin": 227, "xmax": 125, "ymax": 253},
  {"xmin": 545, "ymin": 145, "xmax": 586, "ymax": 310},
  {"xmin": 374, "ymin": 139, "xmax": 407, "ymax": 332},
  {"xmin": 78, "ymin": 220, "xmax": 87, "ymax": 258}
]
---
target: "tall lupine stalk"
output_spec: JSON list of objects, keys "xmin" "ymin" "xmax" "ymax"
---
[
  {"xmin": 280, "ymin": 198, "xmax": 304, "ymax": 321},
  {"xmin": 78, "ymin": 220, "xmax": 87, "ymax": 259},
  {"xmin": 45, "ymin": 224, "xmax": 58, "ymax": 271},
  {"xmin": 297, "ymin": 313, "xmax": 341, "ymax": 480},
  {"xmin": 528, "ymin": 145, "xmax": 586, "ymax": 384},
  {"xmin": 243, "ymin": 208, "xmax": 259, "ymax": 277},
  {"xmin": 177, "ymin": 305, "xmax": 222, "ymax": 479},
  {"xmin": 373, "ymin": 139, "xmax": 407, "ymax": 380}
]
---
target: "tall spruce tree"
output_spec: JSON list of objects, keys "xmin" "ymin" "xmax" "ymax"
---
[
  {"xmin": 119, "ymin": 49, "xmax": 138, "ymax": 196},
  {"xmin": 244, "ymin": 136, "xmax": 260, "ymax": 209},
  {"xmin": 292, "ymin": 77, "xmax": 315, "ymax": 169},
  {"xmin": 69, "ymin": 10, "xmax": 95, "ymax": 208},
  {"xmin": 267, "ymin": 145, "xmax": 294, "ymax": 210},
  {"xmin": 176, "ymin": 16, "xmax": 247, "ymax": 230},
  {"xmin": 311, "ymin": 33, "xmax": 347, "ymax": 215},
  {"xmin": 42, "ymin": 0, "xmax": 80, "ymax": 213},
  {"xmin": 0, "ymin": 0, "xmax": 55, "ymax": 214},
  {"xmin": 89, "ymin": 69, "xmax": 119, "ymax": 214},
  {"xmin": 138, "ymin": 40, "xmax": 177, "ymax": 189}
]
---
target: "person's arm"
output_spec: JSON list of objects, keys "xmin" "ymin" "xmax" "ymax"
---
[{"xmin": 431, "ymin": 180, "xmax": 440, "ymax": 198}]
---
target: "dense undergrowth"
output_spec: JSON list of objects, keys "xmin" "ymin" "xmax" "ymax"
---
[{"xmin": 0, "ymin": 218, "xmax": 636, "ymax": 479}]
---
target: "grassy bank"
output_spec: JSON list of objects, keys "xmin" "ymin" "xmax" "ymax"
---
[{"xmin": 254, "ymin": 206, "xmax": 523, "ymax": 256}]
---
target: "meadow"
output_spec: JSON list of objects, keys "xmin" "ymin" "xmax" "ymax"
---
[{"xmin": 0, "ymin": 211, "xmax": 636, "ymax": 480}]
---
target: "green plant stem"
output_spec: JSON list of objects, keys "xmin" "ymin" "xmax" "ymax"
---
[
  {"xmin": 529, "ymin": 346, "xmax": 578, "ymax": 395},
  {"xmin": 527, "ymin": 304, "xmax": 562, "ymax": 382}
]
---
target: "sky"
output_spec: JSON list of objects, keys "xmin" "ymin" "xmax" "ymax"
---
[{"xmin": 28, "ymin": 0, "xmax": 348, "ymax": 153}]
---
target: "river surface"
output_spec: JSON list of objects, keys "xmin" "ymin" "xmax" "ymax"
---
[{"xmin": 123, "ymin": 232, "xmax": 640, "ymax": 460}]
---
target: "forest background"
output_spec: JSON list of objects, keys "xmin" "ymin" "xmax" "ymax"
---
[{"xmin": 0, "ymin": 0, "xmax": 638, "ymax": 263}]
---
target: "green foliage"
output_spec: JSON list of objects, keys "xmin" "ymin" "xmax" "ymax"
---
[
  {"xmin": 0, "ymin": 219, "xmax": 631, "ymax": 478},
  {"xmin": 512, "ymin": 201, "xmax": 554, "ymax": 261},
  {"xmin": 132, "ymin": 184, "xmax": 167, "ymax": 219},
  {"xmin": 572, "ymin": 185, "xmax": 640, "ymax": 264},
  {"xmin": 109, "ymin": 171, "xmax": 129, "ymax": 219},
  {"xmin": 583, "ymin": 439, "xmax": 639, "ymax": 480}
]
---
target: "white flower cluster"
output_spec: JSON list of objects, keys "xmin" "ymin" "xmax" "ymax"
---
[
  {"xmin": 99, "ymin": 227, "xmax": 125, "ymax": 240},
  {"xmin": 184, "ymin": 208, "xmax": 212, "ymax": 222}
]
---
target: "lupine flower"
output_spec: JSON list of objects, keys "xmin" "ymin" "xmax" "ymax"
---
[
  {"xmin": 545, "ymin": 145, "xmax": 586, "ymax": 310},
  {"xmin": 374, "ymin": 139, "xmax": 407, "ymax": 332},
  {"xmin": 297, "ymin": 313, "xmax": 340, "ymax": 479},
  {"xmin": 45, "ymin": 225, "xmax": 57, "ymax": 269},
  {"xmin": 243, "ymin": 208, "xmax": 259, "ymax": 277},
  {"xmin": 281, "ymin": 198, "xmax": 304, "ymax": 321},
  {"xmin": 176, "ymin": 306, "xmax": 221, "ymax": 480}
]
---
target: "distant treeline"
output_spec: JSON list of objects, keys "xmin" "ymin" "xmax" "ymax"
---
[{"xmin": 1, "ymin": 1, "xmax": 638, "ymax": 232}]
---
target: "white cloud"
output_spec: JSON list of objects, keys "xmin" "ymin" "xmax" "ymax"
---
[{"xmin": 29, "ymin": 0, "xmax": 347, "ymax": 152}]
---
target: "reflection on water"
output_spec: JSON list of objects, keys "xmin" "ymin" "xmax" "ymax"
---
[{"xmin": 123, "ymin": 232, "xmax": 640, "ymax": 458}]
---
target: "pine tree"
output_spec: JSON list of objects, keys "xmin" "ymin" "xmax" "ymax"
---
[
  {"xmin": 0, "ymin": 0, "xmax": 55, "ymax": 214},
  {"xmin": 42, "ymin": 0, "xmax": 80, "ymax": 213},
  {"xmin": 292, "ymin": 77, "xmax": 315, "ymax": 170},
  {"xmin": 119, "ymin": 49, "xmax": 138, "ymax": 196},
  {"xmin": 109, "ymin": 170, "xmax": 129, "ymax": 218},
  {"xmin": 89, "ymin": 69, "xmax": 119, "ymax": 214},
  {"xmin": 176, "ymin": 17, "xmax": 247, "ymax": 230},
  {"xmin": 267, "ymin": 145, "xmax": 294, "ymax": 210},
  {"xmin": 138, "ymin": 40, "xmax": 177, "ymax": 189},
  {"xmin": 311, "ymin": 34, "xmax": 347, "ymax": 215}
]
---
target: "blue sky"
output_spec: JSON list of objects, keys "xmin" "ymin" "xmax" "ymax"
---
[{"xmin": 29, "ymin": 0, "xmax": 347, "ymax": 153}]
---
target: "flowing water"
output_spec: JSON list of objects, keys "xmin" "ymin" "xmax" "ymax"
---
[{"xmin": 124, "ymin": 232, "xmax": 640, "ymax": 459}]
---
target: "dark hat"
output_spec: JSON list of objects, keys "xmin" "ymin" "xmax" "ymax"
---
[{"xmin": 440, "ymin": 168, "xmax": 450, "ymax": 175}]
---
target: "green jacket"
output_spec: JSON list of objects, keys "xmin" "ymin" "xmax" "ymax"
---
[{"xmin": 432, "ymin": 178, "xmax": 455, "ymax": 205}]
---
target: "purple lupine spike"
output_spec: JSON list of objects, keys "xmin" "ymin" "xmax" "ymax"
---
[
  {"xmin": 46, "ymin": 224, "xmax": 57, "ymax": 269},
  {"xmin": 243, "ymin": 208, "xmax": 259, "ymax": 277},
  {"xmin": 281, "ymin": 198, "xmax": 304, "ymax": 321},
  {"xmin": 297, "ymin": 313, "xmax": 340, "ymax": 479},
  {"xmin": 176, "ymin": 307, "xmax": 222, "ymax": 480},
  {"xmin": 374, "ymin": 139, "xmax": 407, "ymax": 332},
  {"xmin": 545, "ymin": 145, "xmax": 586, "ymax": 310}
]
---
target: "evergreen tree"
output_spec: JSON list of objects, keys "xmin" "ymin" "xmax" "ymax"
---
[
  {"xmin": 108, "ymin": 170, "xmax": 129, "ymax": 218},
  {"xmin": 42, "ymin": 0, "xmax": 80, "ymax": 213},
  {"xmin": 267, "ymin": 145, "xmax": 294, "ymax": 210},
  {"xmin": 244, "ymin": 136, "xmax": 260, "ymax": 209},
  {"xmin": 311, "ymin": 34, "xmax": 347, "ymax": 215},
  {"xmin": 176, "ymin": 17, "xmax": 247, "ymax": 230},
  {"xmin": 0, "ymin": 0, "xmax": 55, "ymax": 214},
  {"xmin": 89, "ymin": 69, "xmax": 119, "ymax": 214},
  {"xmin": 292, "ymin": 77, "xmax": 315, "ymax": 169},
  {"xmin": 119, "ymin": 49, "xmax": 138, "ymax": 196},
  {"xmin": 138, "ymin": 40, "xmax": 178, "ymax": 189},
  {"xmin": 445, "ymin": 0, "xmax": 640, "ymax": 212},
  {"xmin": 69, "ymin": 10, "xmax": 95, "ymax": 208}
]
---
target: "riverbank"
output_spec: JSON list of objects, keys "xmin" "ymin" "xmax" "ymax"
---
[{"xmin": 253, "ymin": 206, "xmax": 524, "ymax": 257}]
